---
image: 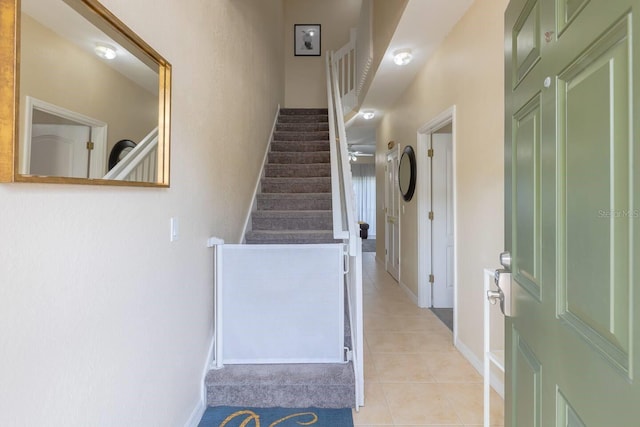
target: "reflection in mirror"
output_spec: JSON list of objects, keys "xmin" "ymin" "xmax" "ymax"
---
[
  {"xmin": 398, "ymin": 145, "xmax": 416, "ymax": 202},
  {"xmin": 0, "ymin": 0, "xmax": 171, "ymax": 186}
]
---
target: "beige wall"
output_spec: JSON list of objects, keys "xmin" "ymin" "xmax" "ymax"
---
[
  {"xmin": 283, "ymin": 0, "xmax": 361, "ymax": 107},
  {"xmin": 0, "ymin": 0, "xmax": 284, "ymax": 425},
  {"xmin": 358, "ymin": 0, "xmax": 408, "ymax": 99},
  {"xmin": 20, "ymin": 15, "xmax": 158, "ymax": 165},
  {"xmin": 376, "ymin": 0, "xmax": 508, "ymax": 361}
]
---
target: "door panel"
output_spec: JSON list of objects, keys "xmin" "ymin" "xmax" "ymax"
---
[
  {"xmin": 31, "ymin": 124, "xmax": 90, "ymax": 178},
  {"xmin": 513, "ymin": 95, "xmax": 542, "ymax": 300},
  {"xmin": 432, "ymin": 133, "xmax": 454, "ymax": 307},
  {"xmin": 386, "ymin": 151, "xmax": 400, "ymax": 281},
  {"xmin": 513, "ymin": 0, "xmax": 541, "ymax": 85},
  {"xmin": 512, "ymin": 327, "xmax": 541, "ymax": 427},
  {"xmin": 505, "ymin": 0, "xmax": 640, "ymax": 425}
]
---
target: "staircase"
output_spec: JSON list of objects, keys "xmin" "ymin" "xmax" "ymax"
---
[
  {"xmin": 245, "ymin": 108, "xmax": 337, "ymax": 244},
  {"xmin": 204, "ymin": 108, "xmax": 355, "ymax": 409}
]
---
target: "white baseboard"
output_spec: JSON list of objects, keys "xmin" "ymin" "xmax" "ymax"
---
[
  {"xmin": 184, "ymin": 335, "xmax": 215, "ymax": 427},
  {"xmin": 184, "ymin": 396, "xmax": 206, "ymax": 427},
  {"xmin": 455, "ymin": 337, "xmax": 505, "ymax": 398},
  {"xmin": 399, "ymin": 280, "xmax": 418, "ymax": 305}
]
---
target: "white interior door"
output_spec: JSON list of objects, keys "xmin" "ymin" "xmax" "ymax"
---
[
  {"xmin": 431, "ymin": 133, "xmax": 454, "ymax": 307},
  {"xmin": 385, "ymin": 150, "xmax": 400, "ymax": 281},
  {"xmin": 30, "ymin": 124, "xmax": 91, "ymax": 178}
]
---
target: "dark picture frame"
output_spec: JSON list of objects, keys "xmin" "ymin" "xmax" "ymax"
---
[{"xmin": 294, "ymin": 24, "xmax": 321, "ymax": 56}]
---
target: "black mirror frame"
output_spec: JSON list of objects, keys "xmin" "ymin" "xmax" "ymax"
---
[{"xmin": 399, "ymin": 145, "xmax": 417, "ymax": 202}]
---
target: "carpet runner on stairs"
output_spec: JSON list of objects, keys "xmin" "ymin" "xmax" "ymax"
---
[
  {"xmin": 245, "ymin": 108, "xmax": 338, "ymax": 245},
  {"xmin": 205, "ymin": 108, "xmax": 355, "ymax": 409}
]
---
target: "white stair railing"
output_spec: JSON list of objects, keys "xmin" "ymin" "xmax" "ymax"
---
[
  {"xmin": 103, "ymin": 127, "xmax": 158, "ymax": 182},
  {"xmin": 327, "ymin": 48, "xmax": 364, "ymax": 409},
  {"xmin": 332, "ymin": 29, "xmax": 358, "ymax": 115}
]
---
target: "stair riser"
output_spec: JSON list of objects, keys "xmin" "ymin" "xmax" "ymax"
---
[
  {"xmin": 271, "ymin": 141, "xmax": 330, "ymax": 153},
  {"xmin": 265, "ymin": 164, "xmax": 330, "ymax": 178},
  {"xmin": 262, "ymin": 179, "xmax": 331, "ymax": 194},
  {"xmin": 280, "ymin": 108, "xmax": 328, "ymax": 115},
  {"xmin": 268, "ymin": 152, "xmax": 330, "ymax": 164},
  {"xmin": 257, "ymin": 196, "xmax": 332, "ymax": 211},
  {"xmin": 252, "ymin": 216, "xmax": 333, "ymax": 231},
  {"xmin": 274, "ymin": 131, "xmax": 329, "ymax": 141},
  {"xmin": 277, "ymin": 115, "xmax": 328, "ymax": 124},
  {"xmin": 245, "ymin": 234, "xmax": 340, "ymax": 245},
  {"xmin": 276, "ymin": 123, "xmax": 329, "ymax": 132},
  {"xmin": 206, "ymin": 385, "xmax": 353, "ymax": 409}
]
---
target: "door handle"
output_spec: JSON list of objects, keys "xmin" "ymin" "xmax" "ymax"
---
[
  {"xmin": 492, "ymin": 268, "xmax": 512, "ymax": 316},
  {"xmin": 487, "ymin": 289, "xmax": 503, "ymax": 306}
]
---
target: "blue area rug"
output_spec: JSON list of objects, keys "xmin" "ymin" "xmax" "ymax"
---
[{"xmin": 198, "ymin": 406, "xmax": 354, "ymax": 427}]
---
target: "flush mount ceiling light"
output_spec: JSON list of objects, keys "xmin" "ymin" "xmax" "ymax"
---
[
  {"xmin": 362, "ymin": 111, "xmax": 375, "ymax": 120},
  {"xmin": 393, "ymin": 48, "xmax": 413, "ymax": 66},
  {"xmin": 95, "ymin": 44, "xmax": 117, "ymax": 60}
]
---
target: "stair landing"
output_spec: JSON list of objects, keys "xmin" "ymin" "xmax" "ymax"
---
[{"xmin": 205, "ymin": 363, "xmax": 355, "ymax": 408}]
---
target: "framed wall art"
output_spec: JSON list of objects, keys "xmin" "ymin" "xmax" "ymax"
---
[{"xmin": 294, "ymin": 24, "xmax": 321, "ymax": 56}]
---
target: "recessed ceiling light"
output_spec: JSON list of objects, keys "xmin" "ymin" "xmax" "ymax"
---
[
  {"xmin": 95, "ymin": 44, "xmax": 117, "ymax": 60},
  {"xmin": 362, "ymin": 111, "xmax": 375, "ymax": 120},
  {"xmin": 393, "ymin": 48, "xmax": 413, "ymax": 66}
]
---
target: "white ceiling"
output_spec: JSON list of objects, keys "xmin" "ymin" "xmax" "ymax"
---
[{"xmin": 347, "ymin": 0, "xmax": 474, "ymax": 153}]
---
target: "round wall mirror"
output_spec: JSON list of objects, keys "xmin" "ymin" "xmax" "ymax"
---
[{"xmin": 398, "ymin": 145, "xmax": 417, "ymax": 201}]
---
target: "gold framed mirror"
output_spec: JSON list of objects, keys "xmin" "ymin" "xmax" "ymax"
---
[{"xmin": 0, "ymin": 0, "xmax": 171, "ymax": 186}]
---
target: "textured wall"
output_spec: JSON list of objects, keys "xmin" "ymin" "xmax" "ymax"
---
[
  {"xmin": 0, "ymin": 0, "xmax": 284, "ymax": 425},
  {"xmin": 376, "ymin": 0, "xmax": 509, "ymax": 363},
  {"xmin": 283, "ymin": 0, "xmax": 361, "ymax": 108}
]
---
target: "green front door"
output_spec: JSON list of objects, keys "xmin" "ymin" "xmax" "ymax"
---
[{"xmin": 504, "ymin": 0, "xmax": 640, "ymax": 425}]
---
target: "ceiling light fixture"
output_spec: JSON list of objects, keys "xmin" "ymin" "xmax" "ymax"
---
[
  {"xmin": 95, "ymin": 44, "xmax": 117, "ymax": 60},
  {"xmin": 393, "ymin": 48, "xmax": 413, "ymax": 66},
  {"xmin": 362, "ymin": 111, "xmax": 375, "ymax": 120}
]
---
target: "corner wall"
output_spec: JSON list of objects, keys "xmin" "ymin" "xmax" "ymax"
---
[
  {"xmin": 0, "ymin": 0, "xmax": 284, "ymax": 425},
  {"xmin": 375, "ymin": 0, "xmax": 508, "ymax": 366},
  {"xmin": 283, "ymin": 0, "xmax": 361, "ymax": 108}
]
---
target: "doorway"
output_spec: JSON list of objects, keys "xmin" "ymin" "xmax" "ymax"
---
[
  {"xmin": 22, "ymin": 97, "xmax": 107, "ymax": 179},
  {"xmin": 385, "ymin": 145, "xmax": 400, "ymax": 281},
  {"xmin": 417, "ymin": 107, "xmax": 457, "ymax": 334}
]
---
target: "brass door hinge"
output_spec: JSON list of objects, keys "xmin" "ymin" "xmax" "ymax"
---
[
  {"xmin": 427, "ymin": 148, "xmax": 434, "ymax": 157},
  {"xmin": 86, "ymin": 141, "xmax": 95, "ymax": 150},
  {"xmin": 429, "ymin": 274, "xmax": 435, "ymax": 283},
  {"xmin": 428, "ymin": 211, "xmax": 434, "ymax": 221}
]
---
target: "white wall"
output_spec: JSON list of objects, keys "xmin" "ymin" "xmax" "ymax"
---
[
  {"xmin": 0, "ymin": 0, "xmax": 284, "ymax": 425},
  {"xmin": 376, "ymin": 0, "xmax": 508, "ymax": 366}
]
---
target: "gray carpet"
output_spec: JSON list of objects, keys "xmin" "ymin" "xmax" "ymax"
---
[
  {"xmin": 246, "ymin": 108, "xmax": 337, "ymax": 245},
  {"xmin": 430, "ymin": 307, "xmax": 453, "ymax": 331},
  {"xmin": 361, "ymin": 238, "xmax": 375, "ymax": 252}
]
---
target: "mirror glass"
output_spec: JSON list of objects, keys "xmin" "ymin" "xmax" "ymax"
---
[
  {"xmin": 398, "ymin": 145, "xmax": 416, "ymax": 201},
  {"xmin": 1, "ymin": 0, "xmax": 171, "ymax": 186}
]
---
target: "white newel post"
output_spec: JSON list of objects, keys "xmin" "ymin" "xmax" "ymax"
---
[{"xmin": 207, "ymin": 237, "xmax": 225, "ymax": 369}]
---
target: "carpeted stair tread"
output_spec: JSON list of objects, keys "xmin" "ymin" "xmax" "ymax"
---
[
  {"xmin": 265, "ymin": 163, "xmax": 330, "ymax": 178},
  {"xmin": 252, "ymin": 210, "xmax": 333, "ymax": 231},
  {"xmin": 262, "ymin": 177, "xmax": 331, "ymax": 193},
  {"xmin": 268, "ymin": 152, "xmax": 330, "ymax": 164},
  {"xmin": 277, "ymin": 115, "xmax": 328, "ymax": 124},
  {"xmin": 245, "ymin": 230, "xmax": 339, "ymax": 244},
  {"xmin": 276, "ymin": 122, "xmax": 329, "ymax": 132},
  {"xmin": 205, "ymin": 362, "xmax": 354, "ymax": 408},
  {"xmin": 280, "ymin": 108, "xmax": 328, "ymax": 115},
  {"xmin": 257, "ymin": 193, "xmax": 332, "ymax": 211},
  {"xmin": 273, "ymin": 131, "xmax": 329, "ymax": 141},
  {"xmin": 271, "ymin": 141, "xmax": 330, "ymax": 152}
]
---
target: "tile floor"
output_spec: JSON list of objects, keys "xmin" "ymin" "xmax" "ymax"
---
[{"xmin": 352, "ymin": 253, "xmax": 504, "ymax": 426}]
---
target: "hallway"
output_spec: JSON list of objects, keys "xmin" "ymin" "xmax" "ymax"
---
[{"xmin": 353, "ymin": 253, "xmax": 504, "ymax": 426}]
